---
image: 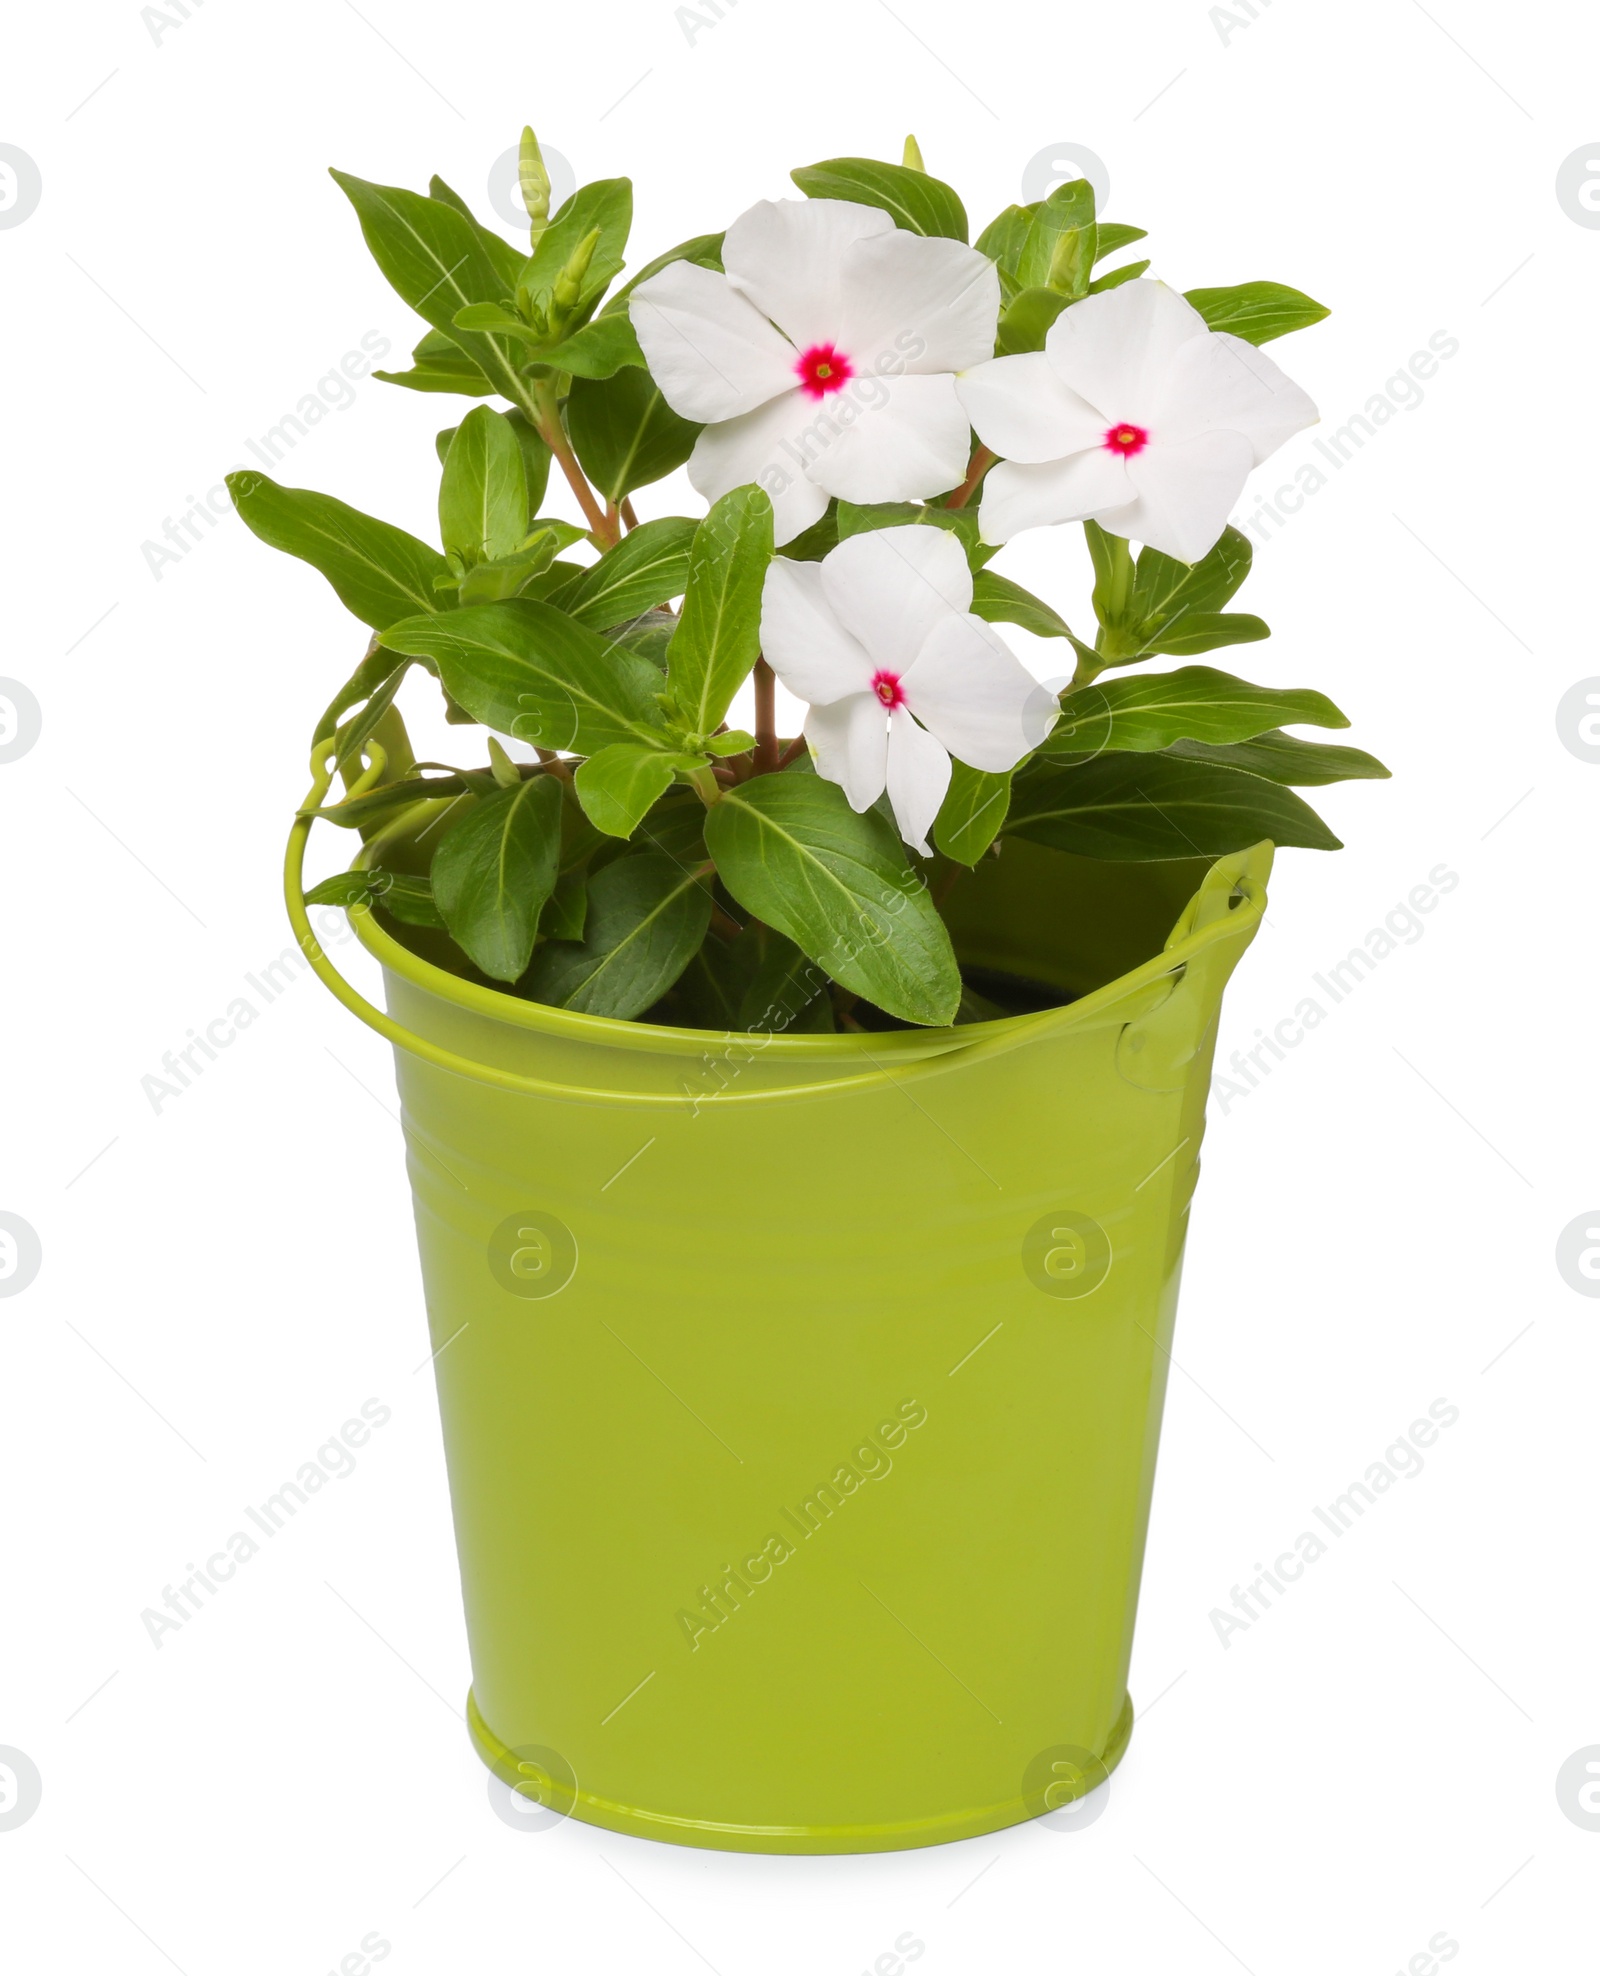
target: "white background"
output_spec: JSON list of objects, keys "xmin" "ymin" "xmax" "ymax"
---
[{"xmin": 3, "ymin": 0, "xmax": 1597, "ymax": 1970}]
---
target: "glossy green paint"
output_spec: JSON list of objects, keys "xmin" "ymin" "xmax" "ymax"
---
[{"xmin": 318, "ymin": 818, "xmax": 1272, "ymax": 1852}]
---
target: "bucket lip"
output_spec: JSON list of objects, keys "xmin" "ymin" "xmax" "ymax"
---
[{"xmin": 349, "ymin": 801, "xmax": 1270, "ymax": 1065}]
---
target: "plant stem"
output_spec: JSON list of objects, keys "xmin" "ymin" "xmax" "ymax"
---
[
  {"xmin": 753, "ymin": 658, "xmax": 779, "ymax": 771},
  {"xmin": 529, "ymin": 378, "xmax": 617, "ymax": 544},
  {"xmin": 932, "ymin": 861, "xmax": 966, "ymax": 909},
  {"xmin": 944, "ymin": 443, "xmax": 995, "ymax": 511},
  {"xmin": 620, "ymin": 497, "xmax": 640, "ymax": 531},
  {"xmin": 688, "ymin": 765, "xmax": 723, "ymax": 808},
  {"xmin": 777, "ymin": 734, "xmax": 808, "ymax": 769}
]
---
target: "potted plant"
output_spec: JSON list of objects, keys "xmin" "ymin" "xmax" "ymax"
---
[{"xmin": 244, "ymin": 129, "xmax": 1384, "ymax": 1852}]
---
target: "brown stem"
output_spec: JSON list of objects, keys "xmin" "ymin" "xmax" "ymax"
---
[
  {"xmin": 620, "ymin": 497, "xmax": 640, "ymax": 531},
  {"xmin": 932, "ymin": 861, "xmax": 966, "ymax": 909},
  {"xmin": 534, "ymin": 747, "xmax": 574, "ymax": 783},
  {"xmin": 530, "ymin": 381, "xmax": 617, "ymax": 544},
  {"xmin": 776, "ymin": 734, "xmax": 808, "ymax": 769},
  {"xmin": 753, "ymin": 658, "xmax": 779, "ymax": 772},
  {"xmin": 944, "ymin": 443, "xmax": 995, "ymax": 512}
]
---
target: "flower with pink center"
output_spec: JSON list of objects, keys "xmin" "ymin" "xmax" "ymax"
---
[
  {"xmin": 796, "ymin": 342, "xmax": 853, "ymax": 399},
  {"xmin": 628, "ymin": 199, "xmax": 1001, "ymax": 545},
  {"xmin": 760, "ymin": 526, "xmax": 1056, "ymax": 855},
  {"xmin": 955, "ymin": 279, "xmax": 1318, "ymax": 563}
]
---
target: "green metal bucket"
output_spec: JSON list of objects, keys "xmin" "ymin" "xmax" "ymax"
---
[{"xmin": 288, "ymin": 809, "xmax": 1271, "ymax": 1852}]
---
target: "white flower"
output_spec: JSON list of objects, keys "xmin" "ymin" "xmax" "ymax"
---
[
  {"xmin": 629, "ymin": 199, "xmax": 1000, "ymax": 546},
  {"xmin": 760, "ymin": 526, "xmax": 1054, "ymax": 854},
  {"xmin": 956, "ymin": 280, "xmax": 1318, "ymax": 563}
]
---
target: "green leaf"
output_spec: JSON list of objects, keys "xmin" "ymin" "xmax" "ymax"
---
[
  {"xmin": 1146, "ymin": 611, "xmax": 1270, "ymax": 657},
  {"xmin": 1183, "ymin": 280, "xmax": 1330, "ymax": 346},
  {"xmin": 426, "ymin": 174, "xmax": 527, "ymax": 290},
  {"xmin": 1006, "ymin": 753, "xmax": 1342, "ymax": 859},
  {"xmin": 1015, "ymin": 178, "xmax": 1096, "ymax": 294},
  {"xmin": 934, "ymin": 763, "xmax": 1012, "ymax": 864},
  {"xmin": 378, "ymin": 600, "xmax": 672, "ymax": 754},
  {"xmin": 996, "ymin": 285, "xmax": 1073, "ymax": 354},
  {"xmin": 791, "ymin": 156, "xmax": 968, "ymax": 241},
  {"xmin": 1168, "ymin": 731, "xmax": 1390, "ymax": 786},
  {"xmin": 227, "ymin": 473, "xmax": 449, "ymax": 630},
  {"xmin": 666, "ymin": 486, "xmax": 775, "ymax": 734},
  {"xmin": 1088, "ymin": 258, "xmax": 1150, "ymax": 294},
  {"xmin": 574, "ymin": 743, "xmax": 704, "ymax": 839},
  {"xmin": 526, "ymin": 852, "xmax": 712, "ymax": 1019},
  {"xmin": 1093, "ymin": 223, "xmax": 1148, "ymax": 264},
  {"xmin": 534, "ymin": 312, "xmax": 645, "ymax": 378},
  {"xmin": 779, "ymin": 505, "xmax": 841, "ymax": 562},
  {"xmin": 518, "ymin": 179, "xmax": 633, "ymax": 322},
  {"xmin": 431, "ymin": 775, "xmax": 563, "ymax": 982},
  {"xmin": 566, "ymin": 368, "xmax": 700, "ymax": 502},
  {"xmin": 378, "ymin": 327, "xmax": 498, "ymax": 400},
  {"xmin": 328, "ymin": 172, "xmax": 533, "ymax": 410},
  {"xmin": 454, "ymin": 521, "xmax": 588, "ymax": 605},
  {"xmin": 438, "ymin": 404, "xmax": 528, "ymax": 564},
  {"xmin": 737, "ymin": 928, "xmax": 834, "ymax": 1032},
  {"xmin": 970, "ymin": 568, "xmax": 1084, "ymax": 647},
  {"xmin": 705, "ymin": 729, "xmax": 755, "ymax": 758},
  {"xmin": 835, "ymin": 500, "xmax": 993, "ymax": 570},
  {"xmin": 1094, "ymin": 525, "xmax": 1259, "ymax": 662},
  {"xmin": 603, "ymin": 231, "xmax": 725, "ymax": 313},
  {"xmin": 704, "ymin": 772, "xmax": 961, "ymax": 1026},
  {"xmin": 1046, "ymin": 666, "xmax": 1349, "ymax": 756},
  {"xmin": 436, "ymin": 408, "xmax": 551, "ymax": 517},
  {"xmin": 545, "ymin": 516, "xmax": 697, "ymax": 629},
  {"xmin": 305, "ymin": 867, "xmax": 445, "ymax": 928},
  {"xmin": 975, "ymin": 204, "xmax": 1035, "ymax": 279},
  {"xmin": 543, "ymin": 866, "xmax": 588, "ymax": 942},
  {"xmin": 1132, "ymin": 524, "xmax": 1253, "ymax": 621}
]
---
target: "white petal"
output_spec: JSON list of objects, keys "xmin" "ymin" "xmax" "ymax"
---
[
  {"xmin": 759, "ymin": 558, "xmax": 874, "ymax": 705},
  {"xmin": 1149, "ymin": 330, "xmax": 1318, "ymax": 465},
  {"xmin": 806, "ymin": 692, "xmax": 889, "ymax": 813},
  {"xmin": 819, "ymin": 524, "xmax": 972, "ymax": 676},
  {"xmin": 804, "ymin": 373, "xmax": 973, "ymax": 507},
  {"xmin": 1043, "ymin": 280, "xmax": 1210, "ymax": 423},
  {"xmin": 976, "ymin": 449, "xmax": 1134, "ymax": 544},
  {"xmin": 722, "ymin": 197, "xmax": 894, "ymax": 351},
  {"xmin": 688, "ymin": 393, "xmax": 831, "ymax": 547},
  {"xmin": 834, "ymin": 230, "xmax": 1001, "ymax": 374},
  {"xmin": 885, "ymin": 708, "xmax": 952, "ymax": 857},
  {"xmin": 902, "ymin": 614, "xmax": 1057, "ymax": 772},
  {"xmin": 1101, "ymin": 429, "xmax": 1255, "ymax": 563},
  {"xmin": 956, "ymin": 352, "xmax": 1108, "ymax": 465},
  {"xmin": 629, "ymin": 261, "xmax": 799, "ymax": 422}
]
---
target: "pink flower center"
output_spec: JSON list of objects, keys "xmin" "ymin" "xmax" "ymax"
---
[
  {"xmin": 795, "ymin": 342, "xmax": 854, "ymax": 399},
  {"xmin": 1102, "ymin": 422, "xmax": 1149, "ymax": 456},
  {"xmin": 871, "ymin": 670, "xmax": 905, "ymax": 710}
]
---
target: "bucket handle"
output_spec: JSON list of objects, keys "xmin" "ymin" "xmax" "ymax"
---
[
  {"xmin": 285, "ymin": 744, "xmax": 1063, "ymax": 1108},
  {"xmin": 288, "ymin": 746, "xmax": 1266, "ymax": 1110}
]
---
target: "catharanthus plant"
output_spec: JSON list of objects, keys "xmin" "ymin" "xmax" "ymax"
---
[{"xmin": 244, "ymin": 128, "xmax": 1384, "ymax": 1033}]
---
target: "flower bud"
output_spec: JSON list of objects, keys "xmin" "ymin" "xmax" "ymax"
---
[
  {"xmin": 519, "ymin": 125, "xmax": 551, "ymax": 245},
  {"xmin": 551, "ymin": 226, "xmax": 601, "ymax": 317},
  {"xmin": 902, "ymin": 134, "xmax": 925, "ymax": 173}
]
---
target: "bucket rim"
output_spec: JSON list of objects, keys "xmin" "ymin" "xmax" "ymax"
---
[{"xmin": 344, "ymin": 800, "xmax": 1272, "ymax": 1068}]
